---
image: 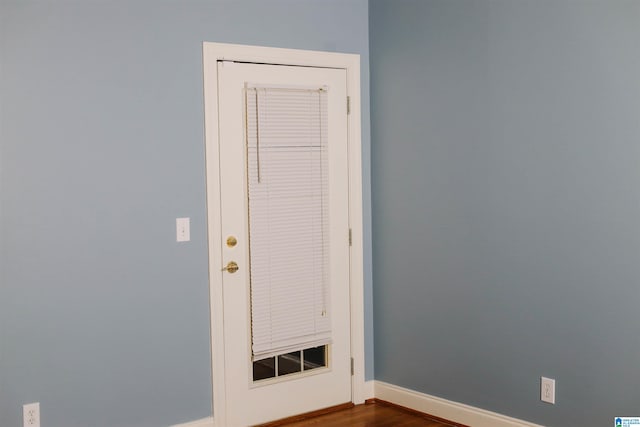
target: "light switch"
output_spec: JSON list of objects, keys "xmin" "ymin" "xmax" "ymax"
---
[{"xmin": 176, "ymin": 217, "xmax": 190, "ymax": 242}]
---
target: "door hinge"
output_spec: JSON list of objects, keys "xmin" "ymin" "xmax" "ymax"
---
[
  {"xmin": 347, "ymin": 96, "xmax": 351, "ymax": 115},
  {"xmin": 349, "ymin": 228, "xmax": 352, "ymax": 246},
  {"xmin": 351, "ymin": 357, "xmax": 354, "ymax": 375}
]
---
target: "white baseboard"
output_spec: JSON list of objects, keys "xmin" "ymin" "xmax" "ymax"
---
[
  {"xmin": 374, "ymin": 381, "xmax": 544, "ymax": 427},
  {"xmin": 364, "ymin": 380, "xmax": 375, "ymax": 400},
  {"xmin": 174, "ymin": 381, "xmax": 541, "ymax": 427},
  {"xmin": 170, "ymin": 416, "xmax": 214, "ymax": 427}
]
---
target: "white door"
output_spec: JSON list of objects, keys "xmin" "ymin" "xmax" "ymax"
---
[{"xmin": 216, "ymin": 61, "xmax": 351, "ymax": 426}]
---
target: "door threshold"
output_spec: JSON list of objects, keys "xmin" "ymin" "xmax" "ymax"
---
[{"xmin": 253, "ymin": 402, "xmax": 354, "ymax": 427}]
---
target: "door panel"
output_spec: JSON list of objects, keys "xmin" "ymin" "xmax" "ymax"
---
[{"xmin": 217, "ymin": 61, "xmax": 351, "ymax": 426}]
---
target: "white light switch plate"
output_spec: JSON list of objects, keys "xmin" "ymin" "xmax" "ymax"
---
[{"xmin": 176, "ymin": 217, "xmax": 190, "ymax": 242}]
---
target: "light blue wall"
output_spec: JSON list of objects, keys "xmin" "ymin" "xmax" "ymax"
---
[
  {"xmin": 0, "ymin": 1, "xmax": 371, "ymax": 426},
  {"xmin": 370, "ymin": 1, "xmax": 640, "ymax": 426}
]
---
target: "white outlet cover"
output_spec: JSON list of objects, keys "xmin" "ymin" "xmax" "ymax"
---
[
  {"xmin": 541, "ymin": 376, "xmax": 556, "ymax": 404},
  {"xmin": 23, "ymin": 402, "xmax": 40, "ymax": 427}
]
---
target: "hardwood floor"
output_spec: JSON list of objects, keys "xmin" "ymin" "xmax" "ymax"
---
[{"xmin": 255, "ymin": 399, "xmax": 467, "ymax": 427}]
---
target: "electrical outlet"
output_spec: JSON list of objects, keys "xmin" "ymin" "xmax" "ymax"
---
[
  {"xmin": 23, "ymin": 402, "xmax": 40, "ymax": 427},
  {"xmin": 541, "ymin": 377, "xmax": 556, "ymax": 404}
]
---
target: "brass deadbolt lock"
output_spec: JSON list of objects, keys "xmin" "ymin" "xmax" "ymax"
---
[{"xmin": 226, "ymin": 236, "xmax": 238, "ymax": 247}]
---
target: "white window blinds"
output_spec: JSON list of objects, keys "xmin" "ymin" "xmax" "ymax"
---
[{"xmin": 246, "ymin": 86, "xmax": 331, "ymax": 361}]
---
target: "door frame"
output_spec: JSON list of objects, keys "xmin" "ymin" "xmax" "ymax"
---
[{"xmin": 202, "ymin": 42, "xmax": 365, "ymax": 426}]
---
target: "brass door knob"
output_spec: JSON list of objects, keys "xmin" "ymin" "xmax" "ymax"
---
[{"xmin": 222, "ymin": 261, "xmax": 239, "ymax": 274}]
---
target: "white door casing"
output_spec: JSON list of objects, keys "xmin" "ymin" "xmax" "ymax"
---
[{"xmin": 203, "ymin": 43, "xmax": 365, "ymax": 427}]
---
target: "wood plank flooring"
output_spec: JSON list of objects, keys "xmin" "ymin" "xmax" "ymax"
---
[{"xmin": 256, "ymin": 399, "xmax": 465, "ymax": 427}]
